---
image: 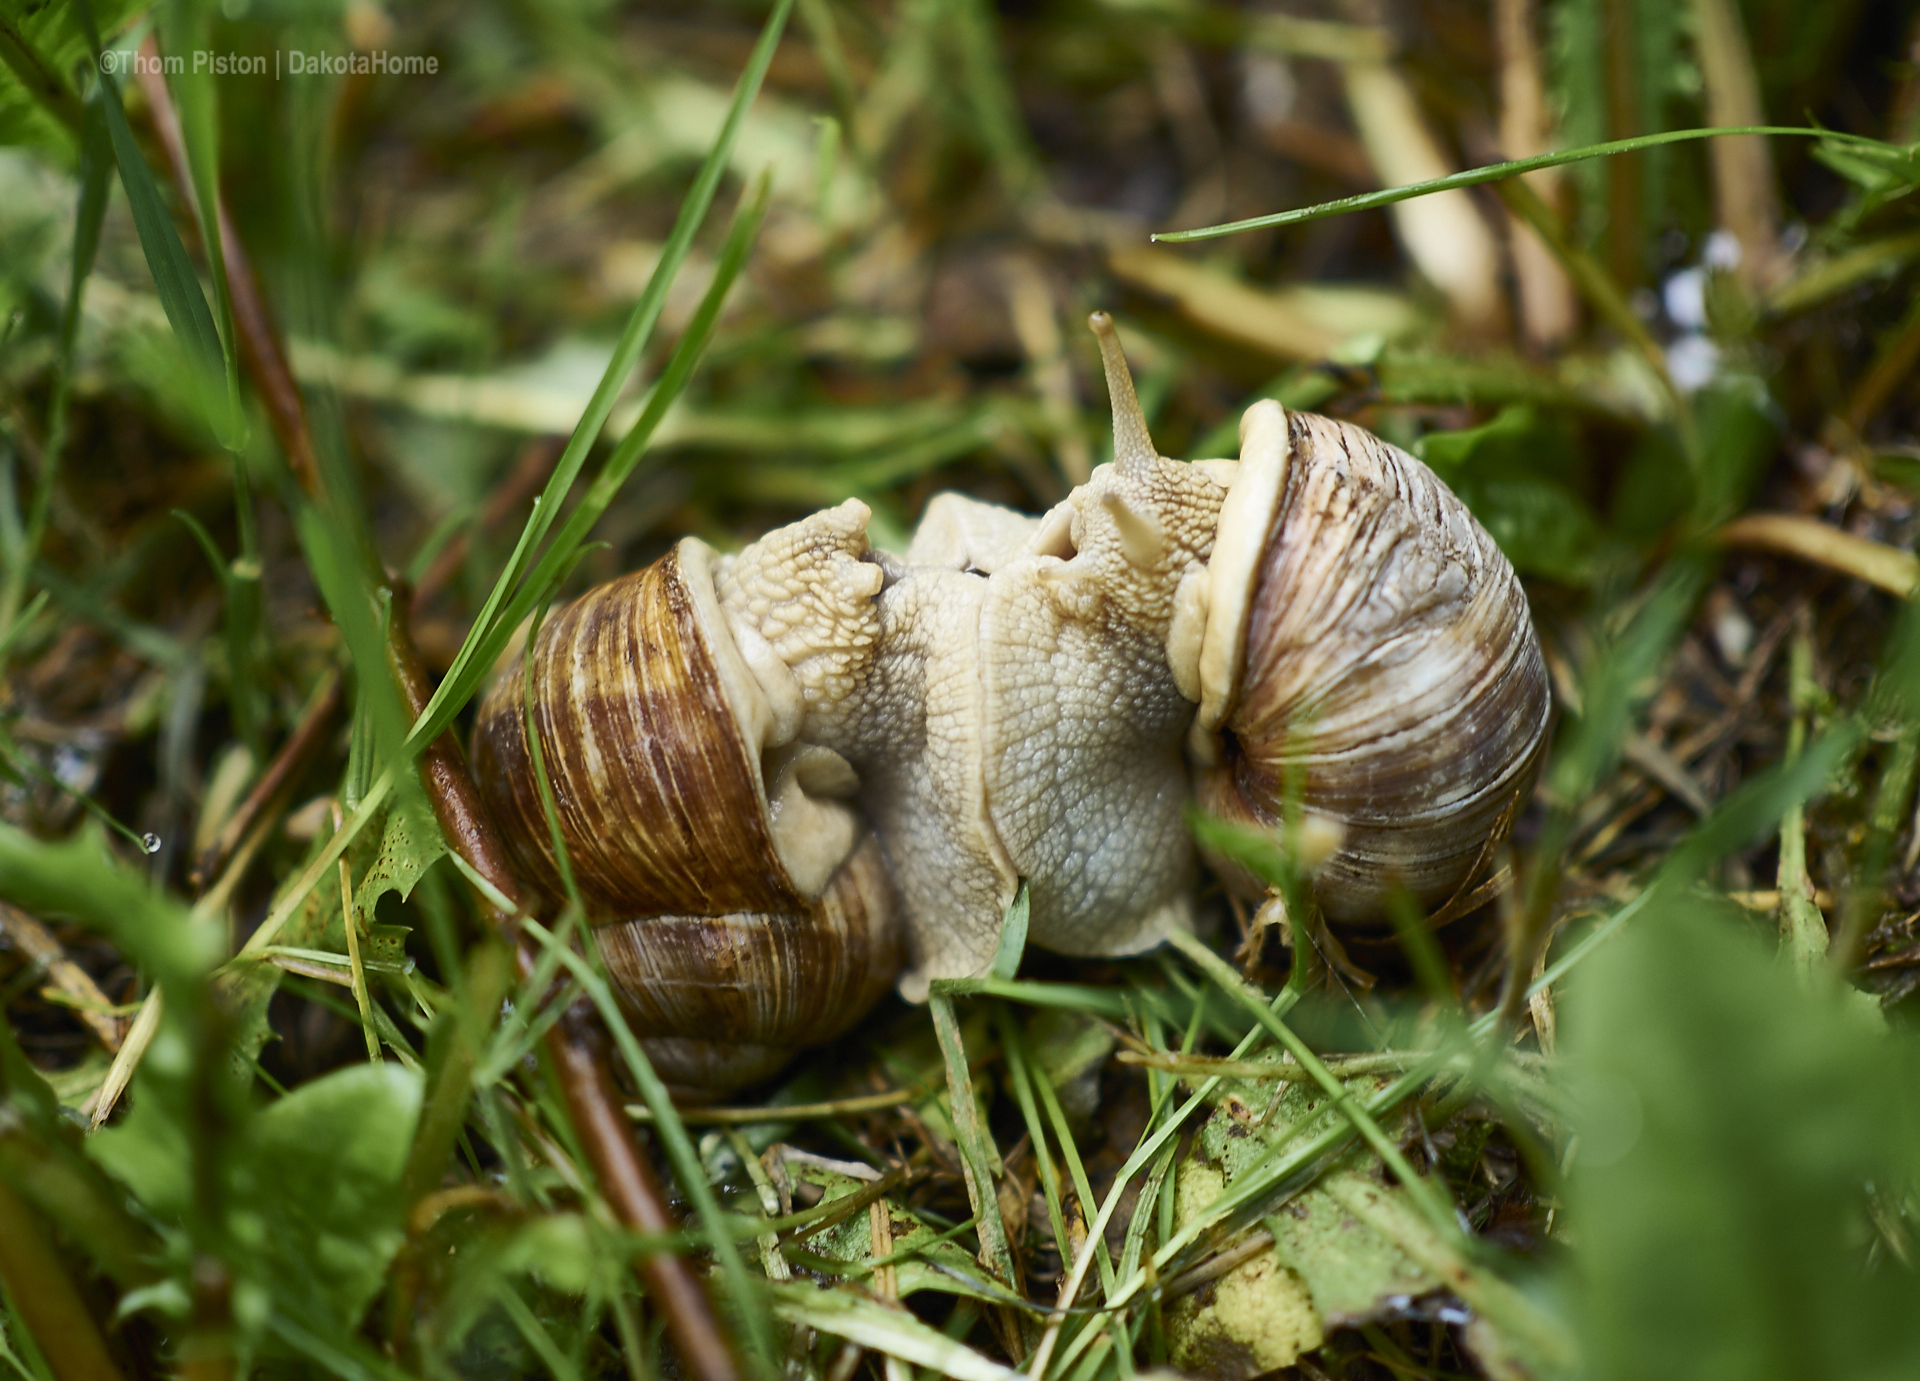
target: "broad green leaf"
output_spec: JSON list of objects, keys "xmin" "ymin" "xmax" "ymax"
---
[
  {"xmin": 1168, "ymin": 1054, "xmax": 1567, "ymax": 1379},
  {"xmin": 352, "ymin": 793, "xmax": 447, "ymax": 917},
  {"xmin": 246, "ymin": 1062, "xmax": 423, "ymax": 1330},
  {"xmin": 1563, "ymin": 903, "xmax": 1920, "ymax": 1380},
  {"xmin": 88, "ymin": 1076, "xmax": 193, "ymax": 1216},
  {"xmin": 91, "ymin": 1062, "xmax": 423, "ymax": 1337},
  {"xmin": 1164, "ymin": 1066, "xmax": 1431, "ymax": 1377},
  {"xmin": 1417, "ymin": 404, "xmax": 1604, "ymax": 582}
]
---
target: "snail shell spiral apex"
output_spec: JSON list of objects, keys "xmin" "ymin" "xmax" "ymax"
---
[{"xmin": 1191, "ymin": 404, "xmax": 1552, "ymax": 921}]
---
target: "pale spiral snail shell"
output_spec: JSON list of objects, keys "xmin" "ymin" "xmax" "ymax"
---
[{"xmin": 1187, "ymin": 404, "xmax": 1552, "ymax": 921}]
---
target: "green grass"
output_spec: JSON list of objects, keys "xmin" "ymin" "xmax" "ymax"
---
[{"xmin": 3, "ymin": 1, "xmax": 1920, "ymax": 1379}]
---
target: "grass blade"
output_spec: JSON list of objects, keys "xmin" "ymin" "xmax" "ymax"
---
[
  {"xmin": 74, "ymin": 10, "xmax": 226, "ymax": 431},
  {"xmin": 928, "ymin": 992, "xmax": 1019, "ymax": 1300},
  {"xmin": 1154, "ymin": 126, "xmax": 1904, "ymax": 242},
  {"xmin": 410, "ymin": 173, "xmax": 772, "ymax": 748},
  {"xmin": 419, "ymin": 0, "xmax": 793, "ymax": 742}
]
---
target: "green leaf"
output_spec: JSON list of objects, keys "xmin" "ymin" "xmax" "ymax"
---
[
  {"xmin": 247, "ymin": 1062, "xmax": 423, "ymax": 1330},
  {"xmin": 988, "ymin": 880, "xmax": 1029, "ymax": 981},
  {"xmin": 92, "ymin": 1061, "xmax": 423, "ymax": 1339},
  {"xmin": 1169, "ymin": 1054, "xmax": 1568, "ymax": 1379},
  {"xmin": 0, "ymin": 822, "xmax": 222, "ymax": 988},
  {"xmin": 1165, "ymin": 1165, "xmax": 1419, "ymax": 1377},
  {"xmin": 87, "ymin": 1077, "xmax": 193, "ymax": 1216},
  {"xmin": 1165, "ymin": 1065, "xmax": 1433, "ymax": 1375},
  {"xmin": 1562, "ymin": 903, "xmax": 1920, "ymax": 1379},
  {"xmin": 1416, "ymin": 404, "xmax": 1604, "ymax": 582},
  {"xmin": 352, "ymin": 794, "xmax": 447, "ymax": 918}
]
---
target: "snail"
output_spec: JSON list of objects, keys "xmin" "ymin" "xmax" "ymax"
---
[
  {"xmin": 470, "ymin": 314, "xmax": 1550, "ymax": 1093},
  {"xmin": 469, "ymin": 539, "xmax": 903, "ymax": 1096}
]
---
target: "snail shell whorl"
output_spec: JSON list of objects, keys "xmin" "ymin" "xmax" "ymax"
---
[
  {"xmin": 597, "ymin": 836, "xmax": 901, "ymax": 1097},
  {"xmin": 472, "ymin": 542, "xmax": 807, "ymax": 916},
  {"xmin": 470, "ymin": 540, "xmax": 900, "ymax": 1095},
  {"xmin": 1195, "ymin": 410, "xmax": 1551, "ymax": 920}
]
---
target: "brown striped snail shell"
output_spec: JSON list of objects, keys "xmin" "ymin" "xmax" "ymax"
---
[
  {"xmin": 470, "ymin": 538, "xmax": 902, "ymax": 1098},
  {"xmin": 1185, "ymin": 397, "xmax": 1551, "ymax": 921}
]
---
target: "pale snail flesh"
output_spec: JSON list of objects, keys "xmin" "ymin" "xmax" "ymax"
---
[{"xmin": 470, "ymin": 313, "xmax": 1550, "ymax": 1090}]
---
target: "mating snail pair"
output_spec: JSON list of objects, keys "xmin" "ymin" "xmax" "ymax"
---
[{"xmin": 471, "ymin": 316, "xmax": 1551, "ymax": 1096}]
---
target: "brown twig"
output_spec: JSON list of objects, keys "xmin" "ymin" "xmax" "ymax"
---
[
  {"xmin": 0, "ymin": 901, "xmax": 125, "ymax": 1051},
  {"xmin": 411, "ymin": 436, "xmax": 564, "ymax": 617},
  {"xmin": 190, "ymin": 669, "xmax": 343, "ymax": 890},
  {"xmin": 133, "ymin": 60, "xmax": 739, "ymax": 1381}
]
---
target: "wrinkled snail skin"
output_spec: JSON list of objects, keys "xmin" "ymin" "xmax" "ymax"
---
[
  {"xmin": 469, "ymin": 311, "xmax": 1551, "ymax": 1091},
  {"xmin": 719, "ymin": 322, "xmax": 1235, "ymax": 996}
]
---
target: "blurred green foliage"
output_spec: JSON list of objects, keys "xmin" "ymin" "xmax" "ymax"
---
[
  {"xmin": 1565, "ymin": 902, "xmax": 1920, "ymax": 1380},
  {"xmin": 0, "ymin": 0, "xmax": 1918, "ymax": 1377}
]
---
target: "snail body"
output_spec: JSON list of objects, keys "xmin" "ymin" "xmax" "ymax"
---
[{"xmin": 471, "ymin": 314, "xmax": 1549, "ymax": 1091}]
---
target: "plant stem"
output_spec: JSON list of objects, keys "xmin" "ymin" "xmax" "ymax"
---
[
  {"xmin": 1778, "ymin": 611, "xmax": 1829, "ymax": 973},
  {"xmin": 0, "ymin": 1179, "xmax": 123, "ymax": 1381},
  {"xmin": 131, "ymin": 69, "xmax": 742, "ymax": 1381}
]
